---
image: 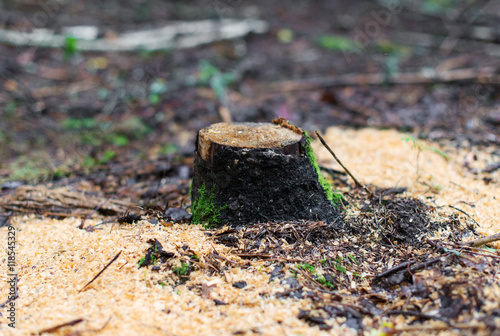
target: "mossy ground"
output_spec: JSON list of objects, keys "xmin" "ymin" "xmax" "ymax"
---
[{"xmin": 303, "ymin": 132, "xmax": 344, "ymax": 206}]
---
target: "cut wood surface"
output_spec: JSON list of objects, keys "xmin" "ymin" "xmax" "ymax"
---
[{"xmin": 196, "ymin": 122, "xmax": 303, "ymax": 161}]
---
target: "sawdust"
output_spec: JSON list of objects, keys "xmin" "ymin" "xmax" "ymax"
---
[
  {"xmin": 319, "ymin": 127, "xmax": 499, "ymax": 245},
  {"xmin": 0, "ymin": 126, "xmax": 498, "ymax": 335}
]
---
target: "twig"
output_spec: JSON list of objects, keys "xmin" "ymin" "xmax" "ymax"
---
[
  {"xmin": 315, "ymin": 131, "xmax": 373, "ymax": 196},
  {"xmin": 79, "ymin": 251, "xmax": 122, "ymax": 293},
  {"xmin": 263, "ymin": 67, "xmax": 500, "ymax": 93},
  {"xmin": 0, "ymin": 212, "xmax": 13, "ymax": 228},
  {"xmin": 392, "ymin": 322, "xmax": 485, "ymax": 333},
  {"xmin": 426, "ymin": 238, "xmax": 460, "ymax": 255},
  {"xmin": 33, "ymin": 318, "xmax": 85, "ymax": 335},
  {"xmin": 0, "ymin": 19, "xmax": 268, "ymax": 52},
  {"xmin": 208, "ymin": 253, "xmax": 246, "ymax": 268},
  {"xmin": 448, "ymin": 205, "xmax": 481, "ymax": 231},
  {"xmin": 0, "ymin": 294, "xmax": 18, "ymax": 309},
  {"xmin": 373, "ymin": 260, "xmax": 416, "ymax": 282},
  {"xmin": 235, "ymin": 253, "xmax": 273, "ymax": 259},
  {"xmin": 461, "ymin": 233, "xmax": 500, "ymax": 247},
  {"xmin": 384, "ymin": 310, "xmax": 451, "ymax": 324},
  {"xmin": 79, "ymin": 186, "xmax": 127, "ymax": 229}
]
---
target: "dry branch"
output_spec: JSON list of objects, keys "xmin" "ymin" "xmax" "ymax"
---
[
  {"xmin": 0, "ymin": 19, "xmax": 268, "ymax": 52},
  {"xmin": 461, "ymin": 233, "xmax": 500, "ymax": 247},
  {"xmin": 263, "ymin": 67, "xmax": 500, "ymax": 93},
  {"xmin": 315, "ymin": 131, "xmax": 372, "ymax": 195},
  {"xmin": 79, "ymin": 251, "xmax": 122, "ymax": 293}
]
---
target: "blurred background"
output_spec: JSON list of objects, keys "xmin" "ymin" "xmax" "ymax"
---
[{"xmin": 0, "ymin": 0, "xmax": 499, "ymax": 204}]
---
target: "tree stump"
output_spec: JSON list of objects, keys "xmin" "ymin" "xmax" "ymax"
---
[{"xmin": 191, "ymin": 121, "xmax": 342, "ymax": 227}]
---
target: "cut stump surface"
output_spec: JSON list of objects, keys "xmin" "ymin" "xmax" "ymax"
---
[{"xmin": 191, "ymin": 122, "xmax": 341, "ymax": 227}]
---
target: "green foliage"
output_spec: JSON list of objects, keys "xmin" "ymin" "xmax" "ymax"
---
[
  {"xmin": 149, "ymin": 79, "xmax": 168, "ymax": 105},
  {"xmin": 62, "ymin": 117, "xmax": 97, "ymax": 130},
  {"xmin": 173, "ymin": 261, "xmax": 190, "ymax": 276},
  {"xmin": 318, "ymin": 35, "xmax": 359, "ymax": 52},
  {"xmin": 348, "ymin": 253, "xmax": 360, "ymax": 266},
  {"xmin": 297, "ymin": 263, "xmax": 335, "ymax": 289},
  {"xmin": 197, "ymin": 60, "xmax": 235, "ymax": 99},
  {"xmin": 114, "ymin": 116, "xmax": 152, "ymax": 139},
  {"xmin": 160, "ymin": 144, "xmax": 178, "ymax": 155},
  {"xmin": 64, "ymin": 34, "xmax": 78, "ymax": 60},
  {"xmin": 296, "ymin": 263, "xmax": 316, "ymax": 273},
  {"xmin": 107, "ymin": 134, "xmax": 129, "ymax": 146},
  {"xmin": 9, "ymin": 162, "xmax": 43, "ymax": 182},
  {"xmin": 303, "ymin": 132, "xmax": 344, "ymax": 206},
  {"xmin": 82, "ymin": 150, "xmax": 116, "ymax": 167},
  {"xmin": 335, "ymin": 263, "xmax": 347, "ymax": 273},
  {"xmin": 401, "ymin": 135, "xmax": 449, "ymax": 161},
  {"xmin": 374, "ymin": 41, "xmax": 411, "ymax": 76},
  {"xmin": 421, "ymin": 0, "xmax": 465, "ymax": 14},
  {"xmin": 191, "ymin": 184, "xmax": 226, "ymax": 228},
  {"xmin": 277, "ymin": 28, "xmax": 294, "ymax": 43},
  {"xmin": 316, "ymin": 275, "xmax": 335, "ymax": 289},
  {"xmin": 375, "ymin": 40, "xmax": 408, "ymax": 56}
]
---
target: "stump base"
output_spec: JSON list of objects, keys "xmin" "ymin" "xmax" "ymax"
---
[{"xmin": 191, "ymin": 122, "xmax": 341, "ymax": 227}]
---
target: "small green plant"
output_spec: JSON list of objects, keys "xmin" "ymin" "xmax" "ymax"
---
[
  {"xmin": 197, "ymin": 60, "xmax": 235, "ymax": 100},
  {"xmin": 149, "ymin": 79, "xmax": 168, "ymax": 104},
  {"xmin": 277, "ymin": 28, "xmax": 294, "ymax": 43},
  {"xmin": 402, "ymin": 135, "xmax": 449, "ymax": 181},
  {"xmin": 316, "ymin": 275, "xmax": 335, "ymax": 289},
  {"xmin": 296, "ymin": 263, "xmax": 316, "ymax": 273},
  {"xmin": 421, "ymin": 0, "xmax": 463, "ymax": 14},
  {"xmin": 318, "ymin": 35, "xmax": 359, "ymax": 52},
  {"xmin": 160, "ymin": 144, "xmax": 178, "ymax": 155},
  {"xmin": 347, "ymin": 254, "xmax": 360, "ymax": 266},
  {"xmin": 64, "ymin": 34, "xmax": 78, "ymax": 60},
  {"xmin": 335, "ymin": 264, "xmax": 347, "ymax": 273},
  {"xmin": 62, "ymin": 117, "xmax": 97, "ymax": 130},
  {"xmin": 297, "ymin": 263, "xmax": 335, "ymax": 289},
  {"xmin": 106, "ymin": 134, "xmax": 129, "ymax": 146},
  {"xmin": 173, "ymin": 261, "xmax": 190, "ymax": 276}
]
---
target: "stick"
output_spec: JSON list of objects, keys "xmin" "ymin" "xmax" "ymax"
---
[
  {"xmin": 263, "ymin": 67, "xmax": 500, "ymax": 93},
  {"xmin": 34, "ymin": 318, "xmax": 85, "ymax": 335},
  {"xmin": 0, "ymin": 212, "xmax": 13, "ymax": 228},
  {"xmin": 79, "ymin": 251, "xmax": 122, "ymax": 293},
  {"xmin": 0, "ymin": 295, "xmax": 18, "ymax": 309},
  {"xmin": 392, "ymin": 322, "xmax": 485, "ymax": 333},
  {"xmin": 373, "ymin": 260, "xmax": 416, "ymax": 281},
  {"xmin": 0, "ymin": 19, "xmax": 268, "ymax": 52},
  {"xmin": 462, "ymin": 233, "xmax": 500, "ymax": 247},
  {"xmin": 79, "ymin": 185, "xmax": 127, "ymax": 229},
  {"xmin": 315, "ymin": 131, "xmax": 373, "ymax": 195}
]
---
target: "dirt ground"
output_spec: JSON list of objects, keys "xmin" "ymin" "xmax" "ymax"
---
[
  {"xmin": 0, "ymin": 1, "xmax": 499, "ymax": 335},
  {"xmin": 0, "ymin": 127, "xmax": 499, "ymax": 335}
]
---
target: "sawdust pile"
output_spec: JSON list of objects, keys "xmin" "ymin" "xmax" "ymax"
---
[
  {"xmin": 320, "ymin": 128, "xmax": 499, "ymax": 240},
  {"xmin": 0, "ymin": 127, "xmax": 498, "ymax": 336}
]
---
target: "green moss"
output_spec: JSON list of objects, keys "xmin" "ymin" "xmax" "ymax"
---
[
  {"xmin": 173, "ymin": 261, "xmax": 190, "ymax": 276},
  {"xmin": 191, "ymin": 184, "xmax": 226, "ymax": 228},
  {"xmin": 303, "ymin": 132, "xmax": 344, "ymax": 206}
]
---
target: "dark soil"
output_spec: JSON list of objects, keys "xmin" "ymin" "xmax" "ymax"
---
[{"xmin": 1, "ymin": 0, "xmax": 499, "ymax": 190}]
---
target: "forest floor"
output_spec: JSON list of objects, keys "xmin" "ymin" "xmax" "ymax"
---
[{"xmin": 0, "ymin": 1, "xmax": 499, "ymax": 335}]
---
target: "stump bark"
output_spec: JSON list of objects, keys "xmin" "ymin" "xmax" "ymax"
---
[{"xmin": 191, "ymin": 122, "xmax": 342, "ymax": 227}]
